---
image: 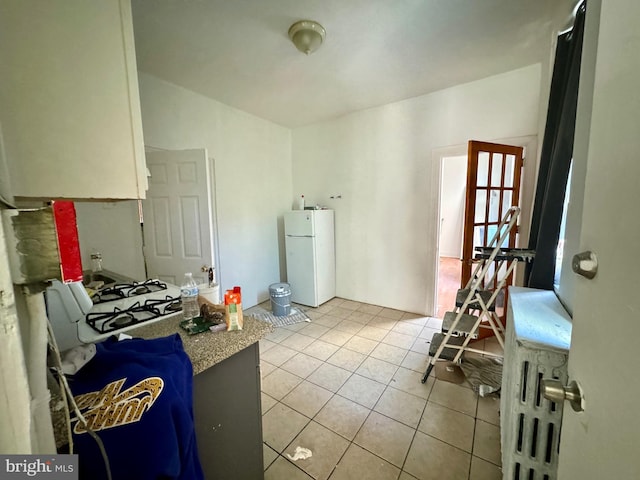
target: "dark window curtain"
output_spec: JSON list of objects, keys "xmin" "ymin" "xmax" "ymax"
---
[{"xmin": 526, "ymin": 2, "xmax": 586, "ymax": 289}]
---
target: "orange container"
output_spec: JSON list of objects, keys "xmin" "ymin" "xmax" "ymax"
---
[{"xmin": 224, "ymin": 286, "xmax": 243, "ymax": 330}]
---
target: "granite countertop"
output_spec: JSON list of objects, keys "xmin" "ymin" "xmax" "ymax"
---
[{"xmin": 129, "ymin": 313, "xmax": 274, "ymax": 375}]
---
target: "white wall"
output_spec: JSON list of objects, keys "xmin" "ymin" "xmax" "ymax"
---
[
  {"xmin": 75, "ymin": 200, "xmax": 145, "ymax": 281},
  {"xmin": 137, "ymin": 74, "xmax": 292, "ymax": 308},
  {"xmin": 0, "ymin": 124, "xmax": 13, "ymax": 206},
  {"xmin": 439, "ymin": 155, "xmax": 467, "ymax": 258},
  {"xmin": 292, "ymin": 65, "xmax": 542, "ymax": 314}
]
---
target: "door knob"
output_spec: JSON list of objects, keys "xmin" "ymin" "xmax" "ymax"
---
[
  {"xmin": 572, "ymin": 251, "xmax": 597, "ymax": 279},
  {"xmin": 541, "ymin": 379, "xmax": 584, "ymax": 412}
]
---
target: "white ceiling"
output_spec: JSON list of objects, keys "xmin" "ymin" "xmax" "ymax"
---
[{"xmin": 131, "ymin": 0, "xmax": 577, "ymax": 128}]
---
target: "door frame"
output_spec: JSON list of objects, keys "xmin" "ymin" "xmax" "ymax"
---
[
  {"xmin": 142, "ymin": 146, "xmax": 221, "ymax": 287},
  {"xmin": 428, "ymin": 135, "xmax": 538, "ymax": 317},
  {"xmin": 433, "ymin": 147, "xmax": 468, "ymax": 318},
  {"xmin": 208, "ymin": 155, "xmax": 222, "ymax": 289}
]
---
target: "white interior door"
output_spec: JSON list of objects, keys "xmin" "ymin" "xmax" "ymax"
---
[
  {"xmin": 142, "ymin": 149, "xmax": 215, "ymax": 286},
  {"xmin": 557, "ymin": 1, "xmax": 640, "ymax": 478}
]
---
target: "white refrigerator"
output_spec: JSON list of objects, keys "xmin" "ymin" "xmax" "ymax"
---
[{"xmin": 284, "ymin": 210, "xmax": 336, "ymax": 307}]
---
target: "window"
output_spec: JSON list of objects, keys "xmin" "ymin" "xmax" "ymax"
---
[{"xmin": 554, "ymin": 163, "xmax": 572, "ymax": 290}]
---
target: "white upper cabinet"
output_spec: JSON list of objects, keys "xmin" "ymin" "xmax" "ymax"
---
[{"xmin": 0, "ymin": 0, "xmax": 147, "ymax": 200}]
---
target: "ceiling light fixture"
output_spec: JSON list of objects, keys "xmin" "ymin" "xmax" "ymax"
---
[{"xmin": 288, "ymin": 20, "xmax": 326, "ymax": 55}]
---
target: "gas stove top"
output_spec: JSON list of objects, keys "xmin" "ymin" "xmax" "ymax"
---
[
  {"xmin": 77, "ymin": 281, "xmax": 183, "ymax": 344},
  {"xmin": 85, "ymin": 295, "xmax": 183, "ymax": 335},
  {"xmin": 91, "ymin": 279, "xmax": 169, "ymax": 304}
]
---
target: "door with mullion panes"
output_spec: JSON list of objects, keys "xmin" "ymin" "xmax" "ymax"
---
[{"xmin": 461, "ymin": 140, "xmax": 524, "ymax": 329}]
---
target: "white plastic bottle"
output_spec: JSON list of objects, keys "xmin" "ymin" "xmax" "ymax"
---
[
  {"xmin": 298, "ymin": 195, "xmax": 305, "ymax": 210},
  {"xmin": 181, "ymin": 273, "xmax": 200, "ymax": 321}
]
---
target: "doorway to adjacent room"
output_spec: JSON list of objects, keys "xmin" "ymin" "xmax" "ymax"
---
[
  {"xmin": 436, "ymin": 154, "xmax": 467, "ymax": 318},
  {"xmin": 432, "ymin": 137, "xmax": 537, "ymax": 320}
]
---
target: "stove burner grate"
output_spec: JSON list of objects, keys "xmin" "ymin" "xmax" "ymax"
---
[
  {"xmin": 164, "ymin": 301, "xmax": 183, "ymax": 313},
  {"xmin": 92, "ymin": 279, "xmax": 168, "ymax": 305},
  {"xmin": 144, "ymin": 295, "xmax": 183, "ymax": 315},
  {"xmin": 85, "ymin": 293, "xmax": 183, "ymax": 335},
  {"xmin": 131, "ymin": 285, "xmax": 151, "ymax": 295},
  {"xmin": 112, "ymin": 312, "xmax": 136, "ymax": 328},
  {"xmin": 86, "ymin": 303, "xmax": 162, "ymax": 334}
]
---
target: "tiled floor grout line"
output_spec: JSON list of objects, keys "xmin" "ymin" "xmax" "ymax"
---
[
  {"xmin": 323, "ymin": 407, "xmax": 383, "ymax": 479},
  {"xmin": 272, "ymin": 367, "xmax": 499, "ymax": 470},
  {"xmin": 260, "ymin": 298, "xmax": 502, "ymax": 479},
  {"xmin": 263, "ymin": 366, "xmax": 493, "ymax": 469},
  {"xmin": 398, "ymin": 383, "xmax": 432, "ymax": 476},
  {"xmin": 467, "ymin": 410, "xmax": 479, "ymax": 478},
  {"xmin": 273, "ymin": 392, "xmax": 409, "ymax": 477},
  {"xmin": 264, "ymin": 406, "xmax": 497, "ymax": 478},
  {"xmin": 267, "ymin": 377, "xmax": 389, "ymax": 477}
]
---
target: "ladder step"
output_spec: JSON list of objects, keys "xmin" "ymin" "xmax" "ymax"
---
[
  {"xmin": 429, "ymin": 333, "xmax": 466, "ymax": 361},
  {"xmin": 456, "ymin": 289, "xmax": 496, "ymax": 312},
  {"xmin": 442, "ymin": 311, "xmax": 480, "ymax": 339},
  {"xmin": 474, "ymin": 247, "xmax": 536, "ymax": 262}
]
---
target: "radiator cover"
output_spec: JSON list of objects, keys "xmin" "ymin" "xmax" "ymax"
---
[{"xmin": 501, "ymin": 287, "xmax": 572, "ymax": 480}]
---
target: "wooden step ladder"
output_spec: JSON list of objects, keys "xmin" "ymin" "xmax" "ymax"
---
[{"xmin": 422, "ymin": 206, "xmax": 535, "ymax": 383}]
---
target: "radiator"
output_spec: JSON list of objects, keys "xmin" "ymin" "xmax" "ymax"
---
[{"xmin": 500, "ymin": 287, "xmax": 572, "ymax": 480}]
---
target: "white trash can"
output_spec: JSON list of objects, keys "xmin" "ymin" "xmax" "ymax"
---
[{"xmin": 269, "ymin": 283, "xmax": 291, "ymax": 316}]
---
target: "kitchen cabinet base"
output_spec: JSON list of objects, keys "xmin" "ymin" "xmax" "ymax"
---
[{"xmin": 193, "ymin": 341, "xmax": 264, "ymax": 479}]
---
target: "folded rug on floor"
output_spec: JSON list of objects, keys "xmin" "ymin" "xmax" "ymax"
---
[{"xmin": 249, "ymin": 306, "xmax": 311, "ymax": 327}]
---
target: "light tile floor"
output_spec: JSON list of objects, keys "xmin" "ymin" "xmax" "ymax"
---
[{"xmin": 250, "ymin": 298, "xmax": 502, "ymax": 480}]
